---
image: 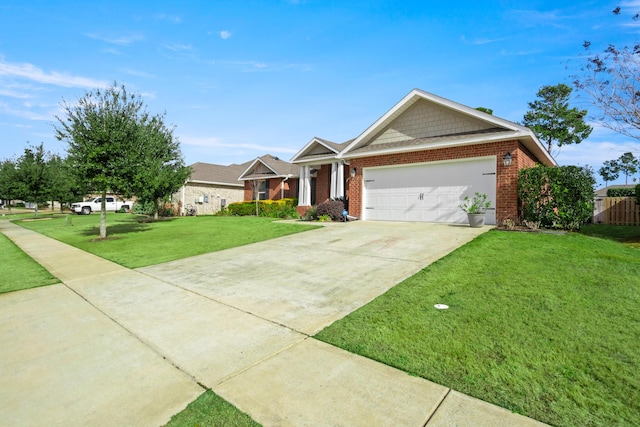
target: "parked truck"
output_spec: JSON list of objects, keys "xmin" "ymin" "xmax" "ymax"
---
[{"xmin": 70, "ymin": 197, "xmax": 133, "ymax": 215}]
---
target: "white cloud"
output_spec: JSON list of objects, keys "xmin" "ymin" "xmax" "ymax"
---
[
  {"xmin": 0, "ymin": 88, "xmax": 32, "ymax": 99},
  {"xmin": 123, "ymin": 68, "xmax": 156, "ymax": 79},
  {"xmin": 0, "ymin": 59, "xmax": 108, "ymax": 89},
  {"xmin": 85, "ymin": 32, "xmax": 144, "ymax": 45},
  {"xmin": 461, "ymin": 35, "xmax": 508, "ymax": 45},
  {"xmin": 220, "ymin": 30, "xmax": 231, "ymax": 40},
  {"xmin": 156, "ymin": 13, "xmax": 182, "ymax": 23},
  {"xmin": 555, "ymin": 140, "xmax": 640, "ymax": 168},
  {"xmin": 161, "ymin": 43, "xmax": 194, "ymax": 52},
  {"xmin": 181, "ymin": 135, "xmax": 298, "ymax": 153},
  {"xmin": 0, "ymin": 101, "xmax": 53, "ymax": 121}
]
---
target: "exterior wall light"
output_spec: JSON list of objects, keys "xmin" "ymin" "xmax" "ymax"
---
[
  {"xmin": 503, "ymin": 152, "xmax": 512, "ymax": 167},
  {"xmin": 351, "ymin": 167, "xmax": 357, "ymax": 178}
]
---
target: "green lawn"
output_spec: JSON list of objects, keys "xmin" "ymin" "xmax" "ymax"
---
[
  {"xmin": 315, "ymin": 229, "xmax": 640, "ymax": 427},
  {"xmin": 164, "ymin": 390, "xmax": 260, "ymax": 427},
  {"xmin": 14, "ymin": 213, "xmax": 318, "ymax": 268},
  {"xmin": 0, "ymin": 231, "xmax": 59, "ymax": 294}
]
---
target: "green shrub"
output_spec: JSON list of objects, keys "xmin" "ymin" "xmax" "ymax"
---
[
  {"xmin": 316, "ymin": 199, "xmax": 345, "ymax": 221},
  {"xmin": 227, "ymin": 198, "xmax": 299, "ymax": 218},
  {"xmin": 132, "ymin": 200, "xmax": 155, "ymax": 215},
  {"xmin": 302, "ymin": 206, "xmax": 318, "ymax": 221},
  {"xmin": 518, "ymin": 165, "xmax": 595, "ymax": 230},
  {"xmin": 607, "ymin": 188, "xmax": 636, "ymax": 197}
]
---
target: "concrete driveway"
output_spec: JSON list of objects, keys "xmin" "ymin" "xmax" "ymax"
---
[
  {"xmin": 0, "ymin": 220, "xmax": 550, "ymax": 426},
  {"xmin": 139, "ymin": 221, "xmax": 488, "ymax": 335}
]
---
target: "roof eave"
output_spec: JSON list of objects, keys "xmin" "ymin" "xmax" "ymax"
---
[{"xmin": 187, "ymin": 179, "xmax": 243, "ymax": 187}]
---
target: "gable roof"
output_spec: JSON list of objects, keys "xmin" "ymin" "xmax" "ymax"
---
[
  {"xmin": 338, "ymin": 89, "xmax": 555, "ymax": 166},
  {"xmin": 238, "ymin": 154, "xmax": 299, "ymax": 181},
  {"xmin": 290, "ymin": 137, "xmax": 353, "ymax": 164},
  {"xmin": 187, "ymin": 162, "xmax": 248, "ymax": 187}
]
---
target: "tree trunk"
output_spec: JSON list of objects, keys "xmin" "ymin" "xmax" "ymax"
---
[
  {"xmin": 34, "ymin": 201, "xmax": 39, "ymax": 218},
  {"xmin": 100, "ymin": 189, "xmax": 107, "ymax": 239},
  {"xmin": 154, "ymin": 199, "xmax": 159, "ymax": 220}
]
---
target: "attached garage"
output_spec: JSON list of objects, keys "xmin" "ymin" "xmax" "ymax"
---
[
  {"xmin": 292, "ymin": 89, "xmax": 556, "ymax": 224},
  {"xmin": 363, "ymin": 157, "xmax": 496, "ymax": 224}
]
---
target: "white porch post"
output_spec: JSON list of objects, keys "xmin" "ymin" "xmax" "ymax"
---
[
  {"xmin": 298, "ymin": 165, "xmax": 311, "ymax": 206},
  {"xmin": 336, "ymin": 161, "xmax": 344, "ymax": 198},
  {"xmin": 330, "ymin": 162, "xmax": 337, "ymax": 199}
]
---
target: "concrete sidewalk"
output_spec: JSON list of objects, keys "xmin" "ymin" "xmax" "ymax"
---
[{"xmin": 0, "ymin": 219, "xmax": 547, "ymax": 426}]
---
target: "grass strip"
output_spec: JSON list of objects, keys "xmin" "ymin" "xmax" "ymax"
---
[
  {"xmin": 315, "ymin": 230, "xmax": 640, "ymax": 427},
  {"xmin": 164, "ymin": 390, "xmax": 260, "ymax": 427},
  {"xmin": 15, "ymin": 214, "xmax": 318, "ymax": 268},
  {"xmin": 0, "ymin": 231, "xmax": 59, "ymax": 294}
]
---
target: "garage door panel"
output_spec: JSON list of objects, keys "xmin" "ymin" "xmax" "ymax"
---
[{"xmin": 363, "ymin": 158, "xmax": 496, "ymax": 224}]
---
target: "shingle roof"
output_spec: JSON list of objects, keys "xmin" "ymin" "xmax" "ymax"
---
[
  {"xmin": 239, "ymin": 154, "xmax": 299, "ymax": 180},
  {"xmin": 188, "ymin": 162, "xmax": 250, "ymax": 186}
]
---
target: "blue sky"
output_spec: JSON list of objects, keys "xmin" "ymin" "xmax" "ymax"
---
[{"xmin": 1, "ymin": 0, "xmax": 639, "ymax": 186}]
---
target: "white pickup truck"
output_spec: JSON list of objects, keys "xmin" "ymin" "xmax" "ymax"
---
[{"xmin": 71, "ymin": 197, "xmax": 133, "ymax": 215}]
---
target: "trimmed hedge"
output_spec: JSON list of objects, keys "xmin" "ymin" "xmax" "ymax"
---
[
  {"xmin": 518, "ymin": 165, "xmax": 595, "ymax": 230},
  {"xmin": 607, "ymin": 188, "xmax": 636, "ymax": 197},
  {"xmin": 225, "ymin": 198, "xmax": 299, "ymax": 219}
]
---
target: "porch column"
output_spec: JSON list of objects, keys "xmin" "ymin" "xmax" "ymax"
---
[
  {"xmin": 298, "ymin": 165, "xmax": 311, "ymax": 206},
  {"xmin": 330, "ymin": 162, "xmax": 338, "ymax": 199},
  {"xmin": 336, "ymin": 161, "xmax": 344, "ymax": 198}
]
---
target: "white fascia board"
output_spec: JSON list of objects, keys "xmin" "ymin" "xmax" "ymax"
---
[
  {"xmin": 339, "ymin": 89, "xmax": 528, "ymax": 158},
  {"xmin": 290, "ymin": 137, "xmax": 340, "ymax": 163},
  {"xmin": 340, "ymin": 132, "xmax": 523, "ymax": 159},
  {"xmin": 188, "ymin": 179, "xmax": 243, "ymax": 187},
  {"xmin": 238, "ymin": 158, "xmax": 279, "ymax": 180}
]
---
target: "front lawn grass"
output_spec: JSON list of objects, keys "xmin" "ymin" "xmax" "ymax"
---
[
  {"xmin": 164, "ymin": 390, "xmax": 260, "ymax": 427},
  {"xmin": 0, "ymin": 231, "xmax": 59, "ymax": 294},
  {"xmin": 14, "ymin": 214, "xmax": 318, "ymax": 268},
  {"xmin": 315, "ymin": 229, "xmax": 640, "ymax": 427}
]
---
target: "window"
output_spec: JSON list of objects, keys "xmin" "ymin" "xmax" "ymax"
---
[{"xmin": 254, "ymin": 180, "xmax": 268, "ymax": 200}]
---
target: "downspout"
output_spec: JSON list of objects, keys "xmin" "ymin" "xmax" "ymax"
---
[
  {"xmin": 281, "ymin": 174, "xmax": 291, "ymax": 199},
  {"xmin": 181, "ymin": 182, "xmax": 186, "ymax": 216}
]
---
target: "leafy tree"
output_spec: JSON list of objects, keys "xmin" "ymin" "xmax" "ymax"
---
[
  {"xmin": 55, "ymin": 83, "xmax": 151, "ymax": 238},
  {"xmin": 615, "ymin": 152, "xmax": 639, "ymax": 184},
  {"xmin": 573, "ymin": 8, "xmax": 640, "ymax": 139},
  {"xmin": 127, "ymin": 117, "xmax": 191, "ymax": 219},
  {"xmin": 598, "ymin": 159, "xmax": 620, "ymax": 186},
  {"xmin": 47, "ymin": 155, "xmax": 87, "ymax": 212},
  {"xmin": 0, "ymin": 159, "xmax": 20, "ymax": 214},
  {"xmin": 14, "ymin": 143, "xmax": 50, "ymax": 217},
  {"xmin": 475, "ymin": 107, "xmax": 493, "ymax": 115},
  {"xmin": 523, "ymin": 84, "xmax": 593, "ymax": 154}
]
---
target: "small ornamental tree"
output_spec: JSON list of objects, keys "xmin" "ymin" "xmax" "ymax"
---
[
  {"xmin": 14, "ymin": 143, "xmax": 51, "ymax": 218},
  {"xmin": 518, "ymin": 165, "xmax": 596, "ymax": 230}
]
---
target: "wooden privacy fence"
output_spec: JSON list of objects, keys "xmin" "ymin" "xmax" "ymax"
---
[{"xmin": 593, "ymin": 197, "xmax": 640, "ymax": 225}]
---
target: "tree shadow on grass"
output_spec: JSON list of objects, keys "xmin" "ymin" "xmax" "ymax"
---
[
  {"xmin": 578, "ymin": 225, "xmax": 640, "ymax": 248},
  {"xmin": 80, "ymin": 221, "xmax": 151, "ymax": 237}
]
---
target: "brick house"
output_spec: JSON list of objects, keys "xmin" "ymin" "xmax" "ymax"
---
[
  {"xmin": 238, "ymin": 154, "xmax": 299, "ymax": 201},
  {"xmin": 292, "ymin": 89, "xmax": 556, "ymax": 225}
]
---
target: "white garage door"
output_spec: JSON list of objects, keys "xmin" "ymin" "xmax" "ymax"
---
[{"xmin": 363, "ymin": 157, "xmax": 496, "ymax": 224}]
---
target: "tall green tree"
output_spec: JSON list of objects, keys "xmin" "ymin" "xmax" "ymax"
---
[
  {"xmin": 14, "ymin": 143, "xmax": 50, "ymax": 218},
  {"xmin": 615, "ymin": 152, "xmax": 639, "ymax": 184},
  {"xmin": 523, "ymin": 84, "xmax": 593, "ymax": 154},
  {"xmin": 598, "ymin": 160, "xmax": 620, "ymax": 187},
  {"xmin": 0, "ymin": 159, "xmax": 19, "ymax": 214},
  {"xmin": 128, "ymin": 117, "xmax": 191, "ymax": 219},
  {"xmin": 47, "ymin": 154, "xmax": 87, "ymax": 212}
]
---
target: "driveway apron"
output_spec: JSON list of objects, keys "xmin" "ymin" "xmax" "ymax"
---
[{"xmin": 1, "ymin": 220, "xmax": 546, "ymax": 426}]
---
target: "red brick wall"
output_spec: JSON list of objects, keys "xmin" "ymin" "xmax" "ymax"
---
[
  {"xmin": 244, "ymin": 178, "xmax": 298, "ymax": 201},
  {"xmin": 346, "ymin": 140, "xmax": 539, "ymax": 223},
  {"xmin": 315, "ymin": 165, "xmax": 331, "ymax": 204}
]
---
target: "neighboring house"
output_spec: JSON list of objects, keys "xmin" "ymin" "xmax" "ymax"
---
[
  {"xmin": 594, "ymin": 184, "xmax": 636, "ymax": 198},
  {"xmin": 238, "ymin": 154, "xmax": 299, "ymax": 201},
  {"xmin": 291, "ymin": 89, "xmax": 556, "ymax": 225},
  {"xmin": 173, "ymin": 162, "xmax": 248, "ymax": 215}
]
